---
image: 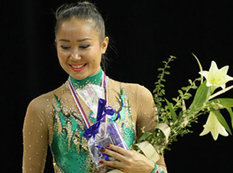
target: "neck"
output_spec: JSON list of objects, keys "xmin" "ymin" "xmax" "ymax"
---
[{"xmin": 69, "ymin": 69, "xmax": 103, "ymax": 88}]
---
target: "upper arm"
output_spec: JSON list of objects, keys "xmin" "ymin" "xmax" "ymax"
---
[
  {"xmin": 22, "ymin": 98, "xmax": 49, "ymax": 173},
  {"xmin": 135, "ymin": 85, "xmax": 157, "ymax": 138},
  {"xmin": 135, "ymin": 85, "xmax": 167, "ymax": 172}
]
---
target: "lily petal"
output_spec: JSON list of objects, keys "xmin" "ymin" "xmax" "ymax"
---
[
  {"xmin": 209, "ymin": 61, "xmax": 218, "ymax": 72},
  {"xmin": 199, "ymin": 71, "xmax": 208, "ymax": 76},
  {"xmin": 200, "ymin": 111, "xmax": 228, "ymax": 140},
  {"xmin": 220, "ymin": 84, "xmax": 226, "ymax": 90},
  {"xmin": 226, "ymin": 74, "xmax": 233, "ymax": 82},
  {"xmin": 199, "ymin": 61, "xmax": 233, "ymax": 91},
  {"xmin": 219, "ymin": 65, "xmax": 229, "ymax": 75}
]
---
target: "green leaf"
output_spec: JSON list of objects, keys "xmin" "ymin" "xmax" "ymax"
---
[
  {"xmin": 209, "ymin": 98, "xmax": 233, "ymax": 128},
  {"xmin": 189, "ymin": 81, "xmax": 211, "ymax": 111},
  {"xmin": 188, "ymin": 79, "xmax": 193, "ymax": 85},
  {"xmin": 213, "ymin": 110, "xmax": 232, "ymax": 135},
  {"xmin": 164, "ymin": 71, "xmax": 170, "ymax": 75},
  {"xmin": 178, "ymin": 90, "xmax": 183, "ymax": 96},
  {"xmin": 138, "ymin": 132, "xmax": 153, "ymax": 142},
  {"xmin": 158, "ymin": 68, "xmax": 164, "ymax": 71},
  {"xmin": 165, "ymin": 99, "xmax": 177, "ymax": 121},
  {"xmin": 161, "ymin": 79, "xmax": 166, "ymax": 82},
  {"xmin": 210, "ymin": 98, "xmax": 233, "ymax": 108},
  {"xmin": 226, "ymin": 108, "xmax": 233, "ymax": 128},
  {"xmin": 181, "ymin": 87, "xmax": 187, "ymax": 91}
]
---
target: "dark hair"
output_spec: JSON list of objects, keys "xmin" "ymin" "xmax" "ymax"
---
[
  {"xmin": 55, "ymin": 1, "xmax": 105, "ymax": 40},
  {"xmin": 55, "ymin": 1, "xmax": 109, "ymax": 71}
]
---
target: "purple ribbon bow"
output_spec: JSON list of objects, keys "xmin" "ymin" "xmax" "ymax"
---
[{"xmin": 83, "ymin": 98, "xmax": 119, "ymax": 139}]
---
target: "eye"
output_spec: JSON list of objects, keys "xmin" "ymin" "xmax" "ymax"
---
[
  {"xmin": 79, "ymin": 44, "xmax": 90, "ymax": 49},
  {"xmin": 60, "ymin": 45, "xmax": 70, "ymax": 50}
]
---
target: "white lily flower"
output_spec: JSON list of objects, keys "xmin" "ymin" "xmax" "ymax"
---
[
  {"xmin": 199, "ymin": 61, "xmax": 233, "ymax": 89},
  {"xmin": 200, "ymin": 111, "xmax": 228, "ymax": 140}
]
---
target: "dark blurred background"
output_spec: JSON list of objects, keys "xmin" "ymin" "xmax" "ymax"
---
[{"xmin": 2, "ymin": 0, "xmax": 233, "ymax": 172}]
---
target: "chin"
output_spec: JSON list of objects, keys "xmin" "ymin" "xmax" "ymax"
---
[{"xmin": 71, "ymin": 73, "xmax": 88, "ymax": 80}]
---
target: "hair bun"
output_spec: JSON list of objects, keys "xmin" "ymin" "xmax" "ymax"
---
[{"xmin": 55, "ymin": 0, "xmax": 105, "ymax": 39}]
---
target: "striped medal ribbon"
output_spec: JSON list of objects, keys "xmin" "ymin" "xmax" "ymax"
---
[{"xmin": 68, "ymin": 72, "xmax": 107, "ymax": 129}]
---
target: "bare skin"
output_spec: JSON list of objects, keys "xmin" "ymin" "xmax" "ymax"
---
[
  {"xmin": 100, "ymin": 144, "xmax": 155, "ymax": 173},
  {"xmin": 23, "ymin": 16, "xmax": 167, "ymax": 173},
  {"xmin": 56, "ymin": 17, "xmax": 109, "ymax": 80},
  {"xmin": 55, "ymin": 17, "xmax": 166, "ymax": 173}
]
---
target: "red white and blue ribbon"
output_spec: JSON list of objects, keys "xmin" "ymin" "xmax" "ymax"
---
[{"xmin": 68, "ymin": 72, "xmax": 107, "ymax": 129}]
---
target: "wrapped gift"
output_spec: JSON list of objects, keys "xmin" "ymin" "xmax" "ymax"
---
[{"xmin": 83, "ymin": 99, "xmax": 128, "ymax": 167}]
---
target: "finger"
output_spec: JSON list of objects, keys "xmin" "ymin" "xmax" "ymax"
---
[
  {"xmin": 100, "ymin": 159, "xmax": 125, "ymax": 170},
  {"xmin": 107, "ymin": 144, "xmax": 131, "ymax": 157},
  {"xmin": 102, "ymin": 148, "xmax": 127, "ymax": 162}
]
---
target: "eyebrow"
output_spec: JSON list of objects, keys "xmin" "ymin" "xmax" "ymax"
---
[{"xmin": 58, "ymin": 38, "xmax": 91, "ymax": 42}]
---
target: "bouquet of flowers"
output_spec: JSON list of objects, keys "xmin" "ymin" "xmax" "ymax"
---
[{"xmin": 135, "ymin": 54, "xmax": 233, "ymax": 161}]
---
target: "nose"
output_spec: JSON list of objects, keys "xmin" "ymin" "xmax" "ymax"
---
[{"xmin": 71, "ymin": 49, "xmax": 81, "ymax": 60}]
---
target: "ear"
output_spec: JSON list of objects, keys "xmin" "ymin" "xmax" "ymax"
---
[{"xmin": 101, "ymin": 36, "xmax": 109, "ymax": 54}]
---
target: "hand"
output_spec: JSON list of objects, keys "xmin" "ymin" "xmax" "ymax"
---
[{"xmin": 100, "ymin": 144, "xmax": 154, "ymax": 173}]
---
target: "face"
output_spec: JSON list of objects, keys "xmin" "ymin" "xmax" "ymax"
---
[{"xmin": 56, "ymin": 17, "xmax": 109, "ymax": 80}]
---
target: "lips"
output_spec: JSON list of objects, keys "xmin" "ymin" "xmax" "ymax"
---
[{"xmin": 69, "ymin": 63, "xmax": 86, "ymax": 72}]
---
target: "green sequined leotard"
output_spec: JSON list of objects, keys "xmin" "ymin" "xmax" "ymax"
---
[
  {"xmin": 51, "ymin": 69, "xmax": 136, "ymax": 173},
  {"xmin": 23, "ymin": 68, "xmax": 161, "ymax": 173}
]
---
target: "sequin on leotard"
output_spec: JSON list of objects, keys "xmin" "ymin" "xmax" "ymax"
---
[{"xmin": 50, "ymin": 72, "xmax": 136, "ymax": 173}]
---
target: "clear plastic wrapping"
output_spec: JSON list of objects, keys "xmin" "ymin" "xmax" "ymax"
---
[{"xmin": 87, "ymin": 122, "xmax": 128, "ymax": 167}]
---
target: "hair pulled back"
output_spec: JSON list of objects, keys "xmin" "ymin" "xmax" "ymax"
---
[
  {"xmin": 54, "ymin": 1, "xmax": 109, "ymax": 71},
  {"xmin": 55, "ymin": 1, "xmax": 105, "ymax": 40}
]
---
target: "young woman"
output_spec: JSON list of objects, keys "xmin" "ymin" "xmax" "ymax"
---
[{"xmin": 22, "ymin": 1, "xmax": 167, "ymax": 173}]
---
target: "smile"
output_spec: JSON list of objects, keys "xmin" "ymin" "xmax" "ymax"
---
[{"xmin": 69, "ymin": 63, "xmax": 86, "ymax": 72}]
